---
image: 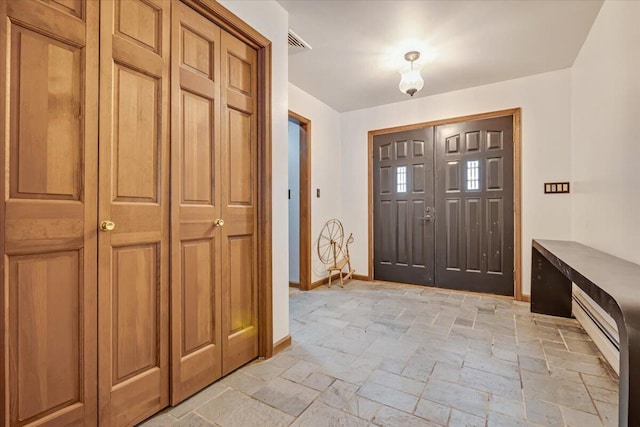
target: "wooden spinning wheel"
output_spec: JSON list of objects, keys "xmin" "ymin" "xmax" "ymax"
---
[{"xmin": 317, "ymin": 219, "xmax": 355, "ymax": 288}]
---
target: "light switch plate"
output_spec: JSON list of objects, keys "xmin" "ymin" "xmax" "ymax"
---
[{"xmin": 544, "ymin": 182, "xmax": 570, "ymax": 194}]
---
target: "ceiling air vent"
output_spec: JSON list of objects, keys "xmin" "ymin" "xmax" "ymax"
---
[{"xmin": 288, "ymin": 29, "xmax": 311, "ymax": 55}]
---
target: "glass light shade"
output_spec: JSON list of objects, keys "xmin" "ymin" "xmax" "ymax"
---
[{"xmin": 399, "ymin": 64, "xmax": 424, "ymax": 96}]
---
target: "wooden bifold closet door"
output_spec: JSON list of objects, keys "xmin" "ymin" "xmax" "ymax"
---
[
  {"xmin": 170, "ymin": 2, "xmax": 223, "ymax": 403},
  {"xmin": 0, "ymin": 0, "xmax": 99, "ymax": 425},
  {"xmin": 1, "ymin": 0, "xmax": 260, "ymax": 425},
  {"xmin": 97, "ymin": 0, "xmax": 171, "ymax": 425},
  {"xmin": 170, "ymin": 0, "xmax": 259, "ymax": 404}
]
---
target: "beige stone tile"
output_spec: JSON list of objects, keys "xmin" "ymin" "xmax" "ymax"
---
[
  {"xmin": 319, "ymin": 379, "xmax": 359, "ymax": 409},
  {"xmin": 303, "ymin": 372, "xmax": 335, "ymax": 391},
  {"xmin": 422, "ymin": 379, "xmax": 488, "ymax": 417},
  {"xmin": 367, "ymin": 337, "xmax": 419, "ymax": 362},
  {"xmin": 321, "ymin": 334, "xmax": 371, "ymax": 357},
  {"xmin": 173, "ymin": 413, "xmax": 216, "ymax": 427},
  {"xmin": 289, "ymin": 342, "xmax": 357, "ymax": 368},
  {"xmin": 489, "ymin": 395, "xmax": 525, "ymax": 420},
  {"xmin": 581, "ymin": 373, "xmax": 619, "ymax": 391},
  {"xmin": 369, "ymin": 369, "xmax": 425, "ymax": 396},
  {"xmin": 512, "ymin": 341, "xmax": 546, "ymax": 359},
  {"xmin": 492, "ymin": 347, "xmax": 519, "ymax": 363},
  {"xmin": 357, "ymin": 382, "xmax": 419, "ymax": 413},
  {"xmin": 138, "ymin": 413, "xmax": 178, "ymax": 427},
  {"xmin": 547, "ymin": 356, "xmax": 610, "ymax": 376},
  {"xmin": 379, "ymin": 358, "xmax": 405, "ymax": 374},
  {"xmin": 416, "ymin": 346, "xmax": 465, "ymax": 366},
  {"xmin": 449, "ymin": 409, "xmax": 485, "ymax": 426},
  {"xmin": 372, "ymin": 406, "xmax": 440, "ymax": 427},
  {"xmin": 560, "ymin": 329, "xmax": 592, "ymax": 341},
  {"xmin": 488, "ymin": 411, "xmax": 536, "ymax": 427},
  {"xmin": 252, "ymin": 377, "xmax": 319, "ymax": 416},
  {"xmin": 168, "ymin": 383, "xmax": 228, "ymax": 419},
  {"xmin": 196, "ymin": 389, "xmax": 294, "ymax": 427},
  {"xmin": 593, "ymin": 399, "xmax": 618, "ymax": 427},
  {"xmin": 268, "ymin": 353, "xmax": 302, "ymax": 370},
  {"xmin": 220, "ymin": 371, "xmax": 266, "ymax": 396},
  {"xmin": 518, "ymin": 355, "xmax": 548, "ymax": 374},
  {"xmin": 240, "ymin": 359, "xmax": 289, "ymax": 381},
  {"xmin": 545, "ymin": 347, "xmax": 602, "ymax": 364},
  {"xmin": 588, "ymin": 385, "xmax": 618, "ymax": 404},
  {"xmin": 521, "ymin": 371, "xmax": 596, "ymax": 414},
  {"xmin": 548, "ymin": 365, "xmax": 583, "ymax": 383},
  {"xmin": 321, "ymin": 363, "xmax": 372, "ymax": 385},
  {"xmin": 281, "ymin": 359, "xmax": 321, "ymax": 383},
  {"xmin": 459, "ymin": 366, "xmax": 522, "ymax": 400},
  {"xmin": 450, "ymin": 324, "xmax": 487, "ymax": 342},
  {"xmin": 430, "ymin": 361, "xmax": 461, "ymax": 382},
  {"xmin": 541, "ymin": 340, "xmax": 570, "ymax": 353},
  {"xmin": 290, "ymin": 402, "xmax": 368, "ymax": 427},
  {"xmin": 344, "ymin": 395, "xmax": 382, "ymax": 421},
  {"xmin": 494, "ymin": 333, "xmax": 517, "ymax": 347},
  {"xmin": 561, "ymin": 405, "xmax": 604, "ymax": 427},
  {"xmin": 524, "ymin": 399, "xmax": 563, "ymax": 425},
  {"xmin": 413, "ymin": 399, "xmax": 450, "ymax": 425},
  {"xmin": 401, "ymin": 354, "xmax": 436, "ymax": 382},
  {"xmin": 464, "ymin": 351, "xmax": 520, "ymax": 379},
  {"xmin": 350, "ymin": 353, "xmax": 384, "ymax": 372}
]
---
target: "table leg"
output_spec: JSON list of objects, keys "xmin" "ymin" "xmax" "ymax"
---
[{"xmin": 530, "ymin": 246, "xmax": 572, "ymax": 317}]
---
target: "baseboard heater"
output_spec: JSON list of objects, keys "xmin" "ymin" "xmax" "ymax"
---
[{"xmin": 571, "ymin": 284, "xmax": 620, "ymax": 375}]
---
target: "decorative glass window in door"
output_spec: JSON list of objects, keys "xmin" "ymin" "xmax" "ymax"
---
[
  {"xmin": 466, "ymin": 160, "xmax": 480, "ymax": 191},
  {"xmin": 396, "ymin": 166, "xmax": 407, "ymax": 193}
]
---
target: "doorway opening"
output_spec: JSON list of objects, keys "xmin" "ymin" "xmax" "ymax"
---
[
  {"xmin": 368, "ymin": 108, "xmax": 522, "ymax": 299},
  {"xmin": 288, "ymin": 111, "xmax": 311, "ymax": 291}
]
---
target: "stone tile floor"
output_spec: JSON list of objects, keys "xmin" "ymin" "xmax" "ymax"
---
[{"xmin": 141, "ymin": 280, "xmax": 619, "ymax": 426}]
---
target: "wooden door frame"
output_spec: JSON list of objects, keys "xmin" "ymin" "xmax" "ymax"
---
[
  {"xmin": 367, "ymin": 108, "xmax": 523, "ymax": 300},
  {"xmin": 183, "ymin": 0, "xmax": 273, "ymax": 357},
  {"xmin": 288, "ymin": 111, "xmax": 312, "ymax": 291},
  {"xmin": 0, "ymin": 0, "xmax": 6, "ymax": 415}
]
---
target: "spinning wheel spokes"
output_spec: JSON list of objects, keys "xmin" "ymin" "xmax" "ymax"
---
[
  {"xmin": 316, "ymin": 219, "xmax": 355, "ymax": 288},
  {"xmin": 317, "ymin": 219, "xmax": 344, "ymax": 265}
]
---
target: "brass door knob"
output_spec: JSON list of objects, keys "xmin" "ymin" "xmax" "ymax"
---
[
  {"xmin": 100, "ymin": 220, "xmax": 116, "ymax": 231},
  {"xmin": 214, "ymin": 218, "xmax": 224, "ymax": 227}
]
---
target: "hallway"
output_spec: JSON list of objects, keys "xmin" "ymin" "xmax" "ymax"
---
[{"xmin": 143, "ymin": 281, "xmax": 619, "ymax": 426}]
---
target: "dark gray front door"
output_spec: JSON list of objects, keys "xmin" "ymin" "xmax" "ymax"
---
[
  {"xmin": 373, "ymin": 128, "xmax": 435, "ymax": 285},
  {"xmin": 435, "ymin": 116, "xmax": 514, "ymax": 295},
  {"xmin": 372, "ymin": 116, "xmax": 514, "ymax": 296}
]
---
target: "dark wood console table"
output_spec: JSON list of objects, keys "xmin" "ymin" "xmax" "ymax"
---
[{"xmin": 531, "ymin": 239, "xmax": 640, "ymax": 426}]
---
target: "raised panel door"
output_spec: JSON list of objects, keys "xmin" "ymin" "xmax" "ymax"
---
[
  {"xmin": 373, "ymin": 128, "xmax": 435, "ymax": 286},
  {"xmin": 435, "ymin": 116, "xmax": 514, "ymax": 295},
  {"xmin": 170, "ymin": 2, "xmax": 223, "ymax": 405},
  {"xmin": 373, "ymin": 117, "xmax": 514, "ymax": 296},
  {"xmin": 97, "ymin": 0, "xmax": 170, "ymax": 425},
  {"xmin": 1, "ymin": 0, "xmax": 98, "ymax": 425},
  {"xmin": 220, "ymin": 29, "xmax": 259, "ymax": 375}
]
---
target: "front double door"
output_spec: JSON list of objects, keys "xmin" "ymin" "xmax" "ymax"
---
[{"xmin": 373, "ymin": 116, "xmax": 514, "ymax": 296}]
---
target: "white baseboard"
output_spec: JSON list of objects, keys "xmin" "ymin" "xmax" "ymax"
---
[{"xmin": 572, "ymin": 285, "xmax": 619, "ymax": 375}]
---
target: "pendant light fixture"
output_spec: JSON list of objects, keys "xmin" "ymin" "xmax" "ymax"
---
[{"xmin": 399, "ymin": 51, "xmax": 424, "ymax": 97}]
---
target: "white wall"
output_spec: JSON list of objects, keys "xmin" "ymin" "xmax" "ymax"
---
[
  {"xmin": 288, "ymin": 120, "xmax": 300, "ymax": 283},
  {"xmin": 571, "ymin": 0, "xmax": 640, "ymax": 264},
  {"xmin": 341, "ymin": 69, "xmax": 574, "ymax": 296},
  {"xmin": 288, "ymin": 83, "xmax": 344, "ymax": 283},
  {"xmin": 217, "ymin": 0, "xmax": 289, "ymax": 342}
]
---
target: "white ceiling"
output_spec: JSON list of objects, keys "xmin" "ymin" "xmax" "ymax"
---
[{"xmin": 278, "ymin": 0, "xmax": 603, "ymax": 112}]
